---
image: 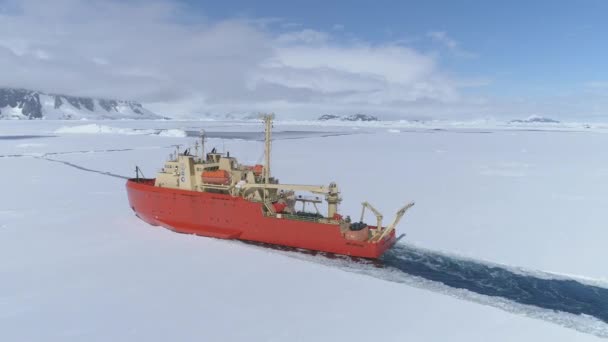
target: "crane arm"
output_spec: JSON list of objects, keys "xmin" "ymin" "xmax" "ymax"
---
[
  {"xmin": 376, "ymin": 202, "xmax": 415, "ymax": 241},
  {"xmin": 360, "ymin": 201, "xmax": 383, "ymax": 231}
]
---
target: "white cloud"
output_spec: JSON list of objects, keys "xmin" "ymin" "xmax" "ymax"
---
[
  {"xmin": 428, "ymin": 31, "xmax": 458, "ymax": 49},
  {"xmin": 276, "ymin": 29, "xmax": 329, "ymax": 44},
  {"xmin": 427, "ymin": 31, "xmax": 476, "ymax": 58},
  {"xmin": 0, "ymin": 0, "xmax": 483, "ymax": 119},
  {"xmin": 251, "ymin": 43, "xmax": 459, "ymax": 105}
]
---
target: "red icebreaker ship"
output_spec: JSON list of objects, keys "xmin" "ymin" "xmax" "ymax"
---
[{"xmin": 126, "ymin": 114, "xmax": 414, "ymax": 258}]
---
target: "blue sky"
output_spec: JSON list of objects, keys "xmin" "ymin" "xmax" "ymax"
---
[
  {"xmin": 1, "ymin": 0, "xmax": 607, "ymax": 120},
  {"xmin": 192, "ymin": 0, "xmax": 608, "ymax": 96}
]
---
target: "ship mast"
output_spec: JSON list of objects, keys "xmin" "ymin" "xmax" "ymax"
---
[
  {"xmin": 200, "ymin": 129, "xmax": 206, "ymax": 161},
  {"xmin": 262, "ymin": 113, "xmax": 274, "ymax": 185}
]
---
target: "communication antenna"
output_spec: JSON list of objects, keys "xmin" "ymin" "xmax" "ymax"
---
[{"xmin": 172, "ymin": 144, "xmax": 182, "ymax": 160}]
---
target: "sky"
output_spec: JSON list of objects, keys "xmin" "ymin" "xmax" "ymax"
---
[{"xmin": 1, "ymin": 0, "xmax": 607, "ymax": 120}]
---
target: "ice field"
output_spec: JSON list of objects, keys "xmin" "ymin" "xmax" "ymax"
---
[{"xmin": 1, "ymin": 119, "xmax": 607, "ymax": 341}]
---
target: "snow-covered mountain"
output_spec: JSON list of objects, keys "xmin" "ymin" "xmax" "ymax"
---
[
  {"xmin": 0, "ymin": 87, "xmax": 161, "ymax": 120},
  {"xmin": 318, "ymin": 114, "xmax": 380, "ymax": 121},
  {"xmin": 509, "ymin": 115, "xmax": 560, "ymax": 124}
]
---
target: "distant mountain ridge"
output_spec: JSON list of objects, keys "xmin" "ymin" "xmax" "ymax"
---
[
  {"xmin": 318, "ymin": 114, "xmax": 379, "ymax": 121},
  {"xmin": 509, "ymin": 115, "xmax": 560, "ymax": 124},
  {"xmin": 0, "ymin": 87, "xmax": 160, "ymax": 120},
  {"xmin": 190, "ymin": 112, "xmax": 383, "ymax": 122}
]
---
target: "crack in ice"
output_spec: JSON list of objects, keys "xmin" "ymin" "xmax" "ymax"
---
[{"xmin": 36, "ymin": 156, "xmax": 129, "ymax": 180}]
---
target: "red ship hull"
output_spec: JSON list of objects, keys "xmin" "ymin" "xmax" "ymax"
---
[{"xmin": 126, "ymin": 179, "xmax": 397, "ymax": 259}]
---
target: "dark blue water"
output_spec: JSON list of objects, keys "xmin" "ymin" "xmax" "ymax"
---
[{"xmin": 382, "ymin": 244, "xmax": 608, "ymax": 323}]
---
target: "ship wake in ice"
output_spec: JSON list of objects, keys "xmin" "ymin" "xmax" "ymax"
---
[{"xmin": 245, "ymin": 241, "xmax": 608, "ymax": 338}]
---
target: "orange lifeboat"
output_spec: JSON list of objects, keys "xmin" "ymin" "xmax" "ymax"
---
[
  {"xmin": 246, "ymin": 164, "xmax": 264, "ymax": 176},
  {"xmin": 202, "ymin": 170, "xmax": 230, "ymax": 185}
]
